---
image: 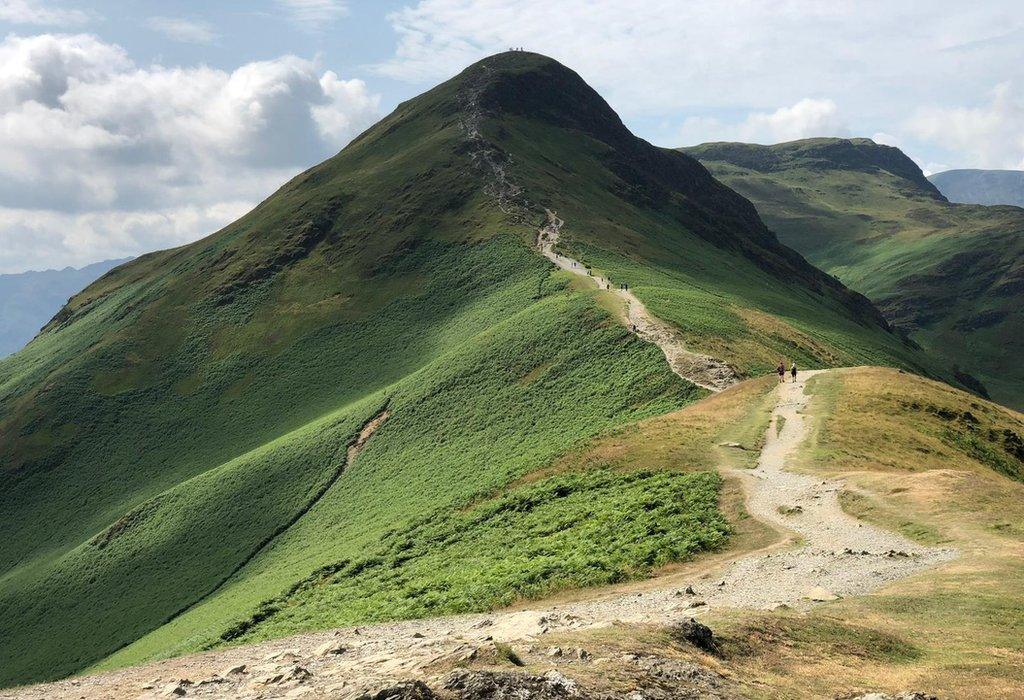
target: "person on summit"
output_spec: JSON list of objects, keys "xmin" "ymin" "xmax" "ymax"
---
[
  {"xmin": 791, "ymin": 362, "xmax": 798, "ymax": 382},
  {"xmin": 777, "ymin": 360, "xmax": 786, "ymax": 384}
]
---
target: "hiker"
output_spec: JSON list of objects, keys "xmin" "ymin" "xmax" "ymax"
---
[
  {"xmin": 791, "ymin": 362, "xmax": 798, "ymax": 382},
  {"xmin": 777, "ymin": 361, "xmax": 786, "ymax": 384}
]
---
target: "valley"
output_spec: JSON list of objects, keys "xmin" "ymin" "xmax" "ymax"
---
[{"xmin": 685, "ymin": 138, "xmax": 1024, "ymax": 408}]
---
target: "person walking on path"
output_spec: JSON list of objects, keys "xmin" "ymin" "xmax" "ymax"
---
[
  {"xmin": 790, "ymin": 362, "xmax": 798, "ymax": 382},
  {"xmin": 777, "ymin": 361, "xmax": 786, "ymax": 384}
]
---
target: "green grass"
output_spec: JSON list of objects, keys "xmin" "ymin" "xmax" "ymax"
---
[
  {"xmin": 0, "ymin": 53, "xmax": 945, "ymax": 688},
  {"xmin": 217, "ymin": 468, "xmax": 728, "ymax": 646},
  {"xmin": 685, "ymin": 138, "xmax": 1024, "ymax": 408},
  {"xmin": 1, "ymin": 282, "xmax": 699, "ymax": 685}
]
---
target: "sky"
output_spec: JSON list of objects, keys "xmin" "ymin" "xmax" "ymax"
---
[{"xmin": 1, "ymin": 0, "xmax": 1023, "ymax": 273}]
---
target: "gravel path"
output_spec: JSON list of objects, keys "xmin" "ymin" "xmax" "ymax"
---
[
  {"xmin": 536, "ymin": 209, "xmax": 737, "ymax": 392},
  {"xmin": 535, "ymin": 370, "xmax": 957, "ymax": 619},
  {"xmin": 4, "ymin": 370, "xmax": 957, "ymax": 700}
]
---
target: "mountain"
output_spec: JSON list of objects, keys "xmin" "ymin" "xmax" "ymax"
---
[
  {"xmin": 0, "ymin": 53, "xmax": 945, "ymax": 688},
  {"xmin": 684, "ymin": 138, "xmax": 1024, "ymax": 408},
  {"xmin": 930, "ymin": 168, "xmax": 1024, "ymax": 207},
  {"xmin": 0, "ymin": 259, "xmax": 129, "ymax": 358}
]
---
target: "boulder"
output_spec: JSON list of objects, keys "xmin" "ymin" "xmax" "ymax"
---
[
  {"xmin": 315, "ymin": 640, "xmax": 347, "ymax": 656},
  {"xmin": 444, "ymin": 669, "xmax": 584, "ymax": 699},
  {"xmin": 355, "ymin": 680, "xmax": 438, "ymax": 699},
  {"xmin": 804, "ymin": 586, "xmax": 840, "ymax": 602},
  {"xmin": 161, "ymin": 680, "xmax": 191, "ymax": 697},
  {"xmin": 669, "ymin": 618, "xmax": 719, "ymax": 654}
]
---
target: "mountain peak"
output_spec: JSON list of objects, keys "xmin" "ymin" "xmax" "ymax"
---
[{"xmin": 455, "ymin": 51, "xmax": 631, "ymax": 147}]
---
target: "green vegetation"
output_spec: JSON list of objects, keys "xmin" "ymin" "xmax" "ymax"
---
[
  {"xmin": 0, "ymin": 53, "xmax": 943, "ymax": 687},
  {"xmin": 434, "ymin": 368, "xmax": 1024, "ymax": 699},
  {"xmin": 219, "ymin": 468, "xmax": 727, "ymax": 646},
  {"xmin": 684, "ymin": 138, "xmax": 1024, "ymax": 408},
  {"xmin": 493, "ymin": 642, "xmax": 526, "ymax": 667}
]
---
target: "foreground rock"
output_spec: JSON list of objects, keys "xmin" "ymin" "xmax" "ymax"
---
[{"xmin": 669, "ymin": 618, "xmax": 719, "ymax": 654}]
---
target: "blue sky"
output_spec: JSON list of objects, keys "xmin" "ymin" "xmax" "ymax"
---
[{"xmin": 1, "ymin": 0, "xmax": 1022, "ymax": 272}]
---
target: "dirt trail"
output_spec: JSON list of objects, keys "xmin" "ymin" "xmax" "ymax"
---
[
  {"xmin": 534, "ymin": 370, "xmax": 956, "ymax": 618},
  {"xmin": 536, "ymin": 210, "xmax": 737, "ymax": 392},
  {"xmin": 457, "ymin": 64, "xmax": 735, "ymax": 393},
  {"xmin": 5, "ymin": 371, "xmax": 956, "ymax": 700}
]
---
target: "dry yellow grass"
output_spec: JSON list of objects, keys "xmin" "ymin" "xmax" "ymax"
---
[{"xmin": 704, "ymin": 367, "xmax": 1024, "ymax": 698}]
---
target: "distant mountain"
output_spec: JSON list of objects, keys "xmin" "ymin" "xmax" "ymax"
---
[
  {"xmin": 0, "ymin": 259, "xmax": 130, "ymax": 357},
  {"xmin": 685, "ymin": 138, "xmax": 1024, "ymax": 408},
  {"xmin": 929, "ymin": 168, "xmax": 1024, "ymax": 208}
]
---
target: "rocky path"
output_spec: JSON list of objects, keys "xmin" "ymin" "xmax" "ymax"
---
[
  {"xmin": 534, "ymin": 370, "xmax": 956, "ymax": 618},
  {"xmin": 4, "ymin": 370, "xmax": 956, "ymax": 700},
  {"xmin": 457, "ymin": 62, "xmax": 735, "ymax": 394},
  {"xmin": 536, "ymin": 210, "xmax": 737, "ymax": 392}
]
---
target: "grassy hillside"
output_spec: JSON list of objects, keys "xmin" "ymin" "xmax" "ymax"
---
[
  {"xmin": 0, "ymin": 54, "xmax": 942, "ymax": 687},
  {"xmin": 469, "ymin": 368, "xmax": 1023, "ymax": 699},
  {"xmin": 685, "ymin": 138, "xmax": 1024, "ymax": 407}
]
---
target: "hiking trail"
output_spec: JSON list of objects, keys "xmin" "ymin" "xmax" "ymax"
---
[
  {"xmin": 456, "ymin": 65, "xmax": 736, "ymax": 393},
  {"xmin": 8, "ymin": 370, "xmax": 957, "ymax": 700},
  {"xmin": 536, "ymin": 209, "xmax": 737, "ymax": 392}
]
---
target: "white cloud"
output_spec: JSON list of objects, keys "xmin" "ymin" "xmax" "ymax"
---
[
  {"xmin": 737, "ymin": 98, "xmax": 847, "ymax": 143},
  {"xmin": 375, "ymin": 0, "xmax": 1024, "ymax": 164},
  {"xmin": 0, "ymin": 0, "xmax": 88, "ymax": 25},
  {"xmin": 313, "ymin": 71, "xmax": 379, "ymax": 142},
  {"xmin": 907, "ymin": 82, "xmax": 1024, "ymax": 170},
  {"xmin": 0, "ymin": 203, "xmax": 255, "ymax": 272},
  {"xmin": 677, "ymin": 98, "xmax": 846, "ymax": 146},
  {"xmin": 146, "ymin": 17, "xmax": 219, "ymax": 45},
  {"xmin": 871, "ymin": 132, "xmax": 900, "ymax": 147},
  {"xmin": 0, "ymin": 33, "xmax": 381, "ymax": 273},
  {"xmin": 275, "ymin": 0, "xmax": 348, "ymax": 30}
]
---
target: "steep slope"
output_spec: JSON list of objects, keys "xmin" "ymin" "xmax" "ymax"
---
[
  {"xmin": 0, "ymin": 53, "xmax": 940, "ymax": 687},
  {"xmin": 685, "ymin": 138, "xmax": 1024, "ymax": 407},
  {"xmin": 930, "ymin": 168, "xmax": 1024, "ymax": 207},
  {"xmin": 0, "ymin": 259, "xmax": 129, "ymax": 357}
]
